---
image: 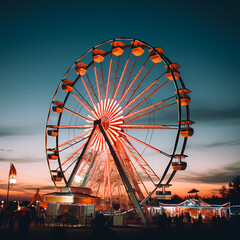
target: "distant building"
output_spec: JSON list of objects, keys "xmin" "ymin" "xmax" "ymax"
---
[{"xmin": 150, "ymin": 198, "xmax": 231, "ymax": 222}]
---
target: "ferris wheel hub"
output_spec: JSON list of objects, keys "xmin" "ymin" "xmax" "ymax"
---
[{"xmin": 101, "ymin": 116, "xmax": 110, "ymax": 130}]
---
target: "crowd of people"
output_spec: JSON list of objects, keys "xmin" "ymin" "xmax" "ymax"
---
[
  {"xmin": 0, "ymin": 206, "xmax": 46, "ymax": 238},
  {"xmin": 155, "ymin": 211, "xmax": 230, "ymax": 232}
]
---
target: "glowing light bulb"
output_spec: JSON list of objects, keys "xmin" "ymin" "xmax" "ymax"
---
[
  {"xmin": 75, "ymin": 175, "xmax": 82, "ymax": 183},
  {"xmin": 9, "ymin": 178, "xmax": 16, "ymax": 184}
]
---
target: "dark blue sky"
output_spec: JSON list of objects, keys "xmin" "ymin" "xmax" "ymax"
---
[{"xmin": 1, "ymin": 0, "xmax": 240, "ymax": 199}]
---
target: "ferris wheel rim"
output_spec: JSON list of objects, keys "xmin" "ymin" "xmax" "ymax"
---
[{"xmin": 45, "ymin": 37, "xmax": 191, "ymax": 211}]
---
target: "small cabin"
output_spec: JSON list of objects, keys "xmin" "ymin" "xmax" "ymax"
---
[
  {"xmin": 75, "ymin": 62, "xmax": 88, "ymax": 75},
  {"xmin": 93, "ymin": 49, "xmax": 105, "ymax": 63},
  {"xmin": 156, "ymin": 191, "xmax": 172, "ymax": 200},
  {"xmin": 172, "ymin": 154, "xmax": 187, "ymax": 171},
  {"xmin": 149, "ymin": 47, "xmax": 164, "ymax": 63},
  {"xmin": 172, "ymin": 162, "xmax": 187, "ymax": 171},
  {"xmin": 165, "ymin": 63, "xmax": 181, "ymax": 80},
  {"xmin": 179, "ymin": 120, "xmax": 194, "ymax": 137},
  {"xmin": 175, "ymin": 88, "xmax": 191, "ymax": 106},
  {"xmin": 51, "ymin": 171, "xmax": 63, "ymax": 182},
  {"xmin": 48, "ymin": 153, "xmax": 59, "ymax": 160},
  {"xmin": 156, "ymin": 184, "xmax": 172, "ymax": 200},
  {"xmin": 52, "ymin": 101, "xmax": 64, "ymax": 113},
  {"xmin": 62, "ymin": 79, "xmax": 74, "ymax": 92},
  {"xmin": 131, "ymin": 40, "xmax": 144, "ymax": 56},
  {"xmin": 52, "ymin": 106, "xmax": 63, "ymax": 113},
  {"xmin": 62, "ymin": 84, "xmax": 73, "ymax": 92},
  {"xmin": 47, "ymin": 130, "xmax": 58, "ymax": 137},
  {"xmin": 111, "ymin": 41, "xmax": 125, "ymax": 56}
]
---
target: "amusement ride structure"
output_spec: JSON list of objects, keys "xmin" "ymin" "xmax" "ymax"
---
[{"xmin": 45, "ymin": 38, "xmax": 194, "ymax": 225}]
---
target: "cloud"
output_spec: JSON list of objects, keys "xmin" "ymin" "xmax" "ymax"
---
[
  {"xmin": 0, "ymin": 148, "xmax": 13, "ymax": 152},
  {"xmin": 0, "ymin": 183, "xmax": 54, "ymax": 193},
  {"xmin": 176, "ymin": 161, "xmax": 240, "ymax": 185},
  {"xmin": 191, "ymin": 106, "xmax": 240, "ymax": 123},
  {"xmin": 0, "ymin": 156, "xmax": 44, "ymax": 163},
  {"xmin": 142, "ymin": 105, "xmax": 240, "ymax": 125},
  {"xmin": 23, "ymin": 186, "xmax": 55, "ymax": 191},
  {"xmin": 0, "ymin": 125, "xmax": 41, "ymax": 137},
  {"xmin": 190, "ymin": 139, "xmax": 240, "ymax": 149}
]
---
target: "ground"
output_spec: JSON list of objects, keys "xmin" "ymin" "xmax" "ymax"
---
[{"xmin": 0, "ymin": 219, "xmax": 239, "ymax": 240}]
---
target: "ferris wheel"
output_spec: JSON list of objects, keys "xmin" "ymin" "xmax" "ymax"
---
[{"xmin": 45, "ymin": 38, "xmax": 193, "ymax": 224}]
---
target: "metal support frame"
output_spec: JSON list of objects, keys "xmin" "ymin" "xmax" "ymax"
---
[
  {"xmin": 97, "ymin": 121, "xmax": 147, "ymax": 225},
  {"xmin": 66, "ymin": 126, "xmax": 97, "ymax": 187}
]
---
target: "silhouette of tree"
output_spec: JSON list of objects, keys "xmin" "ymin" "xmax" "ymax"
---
[
  {"xmin": 229, "ymin": 176, "xmax": 240, "ymax": 194},
  {"xmin": 171, "ymin": 194, "xmax": 183, "ymax": 203},
  {"xmin": 219, "ymin": 185, "xmax": 228, "ymax": 198},
  {"xmin": 228, "ymin": 176, "xmax": 240, "ymax": 203},
  {"xmin": 217, "ymin": 176, "xmax": 240, "ymax": 204}
]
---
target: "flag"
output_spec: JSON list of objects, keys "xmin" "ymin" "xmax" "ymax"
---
[
  {"xmin": 29, "ymin": 189, "xmax": 48, "ymax": 208},
  {"xmin": 9, "ymin": 163, "xmax": 17, "ymax": 177}
]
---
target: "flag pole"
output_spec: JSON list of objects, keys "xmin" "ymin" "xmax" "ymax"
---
[{"xmin": 6, "ymin": 163, "xmax": 10, "ymax": 202}]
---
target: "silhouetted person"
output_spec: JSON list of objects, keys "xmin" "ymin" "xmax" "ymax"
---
[
  {"xmin": 186, "ymin": 212, "xmax": 191, "ymax": 224},
  {"xmin": 198, "ymin": 213, "xmax": 202, "ymax": 224},
  {"xmin": 91, "ymin": 213, "xmax": 117, "ymax": 240},
  {"xmin": 174, "ymin": 215, "xmax": 179, "ymax": 229},
  {"xmin": 8, "ymin": 213, "xmax": 15, "ymax": 234},
  {"xmin": 18, "ymin": 211, "xmax": 31, "ymax": 239},
  {"xmin": 62, "ymin": 212, "xmax": 68, "ymax": 227},
  {"xmin": 167, "ymin": 216, "xmax": 171, "ymax": 230},
  {"xmin": 34, "ymin": 212, "xmax": 39, "ymax": 227},
  {"xmin": 158, "ymin": 214, "xmax": 164, "ymax": 231},
  {"xmin": 179, "ymin": 213, "xmax": 184, "ymax": 226},
  {"xmin": 220, "ymin": 215, "xmax": 228, "ymax": 226},
  {"xmin": 212, "ymin": 215, "xmax": 217, "ymax": 225},
  {"xmin": 39, "ymin": 210, "xmax": 46, "ymax": 227}
]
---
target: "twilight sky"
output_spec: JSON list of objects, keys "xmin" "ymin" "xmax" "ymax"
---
[{"xmin": 0, "ymin": 0, "xmax": 240, "ymax": 200}]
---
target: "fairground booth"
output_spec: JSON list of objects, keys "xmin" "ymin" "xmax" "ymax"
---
[
  {"xmin": 43, "ymin": 187, "xmax": 102, "ymax": 225},
  {"xmin": 150, "ymin": 198, "xmax": 231, "ymax": 222}
]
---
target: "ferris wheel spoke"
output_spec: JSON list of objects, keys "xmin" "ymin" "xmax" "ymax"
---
[
  {"xmin": 128, "ymin": 158, "xmax": 149, "ymax": 195},
  {"xmin": 61, "ymin": 141, "xmax": 87, "ymax": 166},
  {"xmin": 118, "ymin": 56, "xmax": 150, "ymax": 105},
  {"xmin": 120, "ymin": 124, "xmax": 178, "ymax": 130},
  {"xmin": 113, "ymin": 158, "xmax": 121, "ymax": 203},
  {"xmin": 125, "ymin": 62, "xmax": 155, "ymax": 107},
  {"xmin": 77, "ymin": 154, "xmax": 91, "ymax": 175},
  {"xmin": 47, "ymin": 125, "xmax": 92, "ymax": 129},
  {"xmin": 105, "ymin": 52, "xmax": 113, "ymax": 100},
  {"xmin": 106, "ymin": 154, "xmax": 112, "ymax": 205},
  {"xmin": 112, "ymin": 49, "xmax": 134, "ymax": 102},
  {"xmin": 95, "ymin": 157, "xmax": 106, "ymax": 196},
  {"xmin": 93, "ymin": 61, "xmax": 104, "ymax": 103},
  {"xmin": 103, "ymin": 158, "xmax": 108, "ymax": 199},
  {"xmin": 71, "ymin": 91, "xmax": 94, "ymax": 114},
  {"xmin": 115, "ymin": 137, "xmax": 149, "ymax": 203},
  {"xmin": 117, "ymin": 57, "xmax": 139, "ymax": 103},
  {"xmin": 88, "ymin": 152, "xmax": 102, "ymax": 188},
  {"xmin": 80, "ymin": 75, "xmax": 98, "ymax": 109},
  {"xmin": 62, "ymin": 107, "xmax": 92, "ymax": 122},
  {"xmin": 111, "ymin": 56, "xmax": 121, "ymax": 99},
  {"xmin": 58, "ymin": 132, "xmax": 89, "ymax": 148},
  {"xmin": 80, "ymin": 151, "xmax": 99, "ymax": 187},
  {"xmin": 123, "ymin": 73, "xmax": 169, "ymax": 114},
  {"xmin": 59, "ymin": 136, "xmax": 89, "ymax": 153},
  {"xmin": 123, "ymin": 96, "xmax": 176, "ymax": 124},
  {"xmin": 119, "ymin": 131, "xmax": 172, "ymax": 158},
  {"xmin": 119, "ymin": 136, "xmax": 159, "ymax": 183}
]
